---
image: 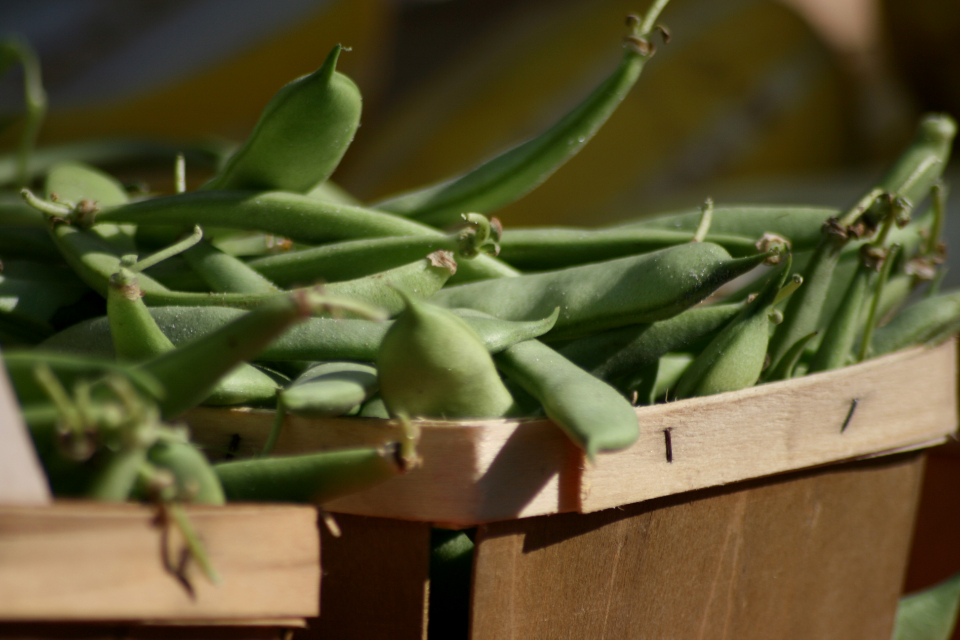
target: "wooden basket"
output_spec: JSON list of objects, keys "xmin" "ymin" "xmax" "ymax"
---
[{"xmin": 181, "ymin": 338, "xmax": 959, "ymax": 639}]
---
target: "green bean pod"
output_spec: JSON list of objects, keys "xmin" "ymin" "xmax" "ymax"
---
[
  {"xmin": 431, "ymin": 242, "xmax": 772, "ymax": 340},
  {"xmin": 138, "ymin": 289, "xmax": 348, "ymax": 418},
  {"xmin": 497, "ymin": 227, "xmax": 760, "ymax": 270},
  {"xmin": 84, "ymin": 447, "xmax": 148, "ymax": 502},
  {"xmin": 372, "ymin": 4, "xmax": 671, "ymax": 227},
  {"xmin": 870, "ymin": 290, "xmax": 960, "ymax": 356},
  {"xmin": 377, "ymin": 291, "xmax": 517, "ymax": 419},
  {"xmin": 875, "ymin": 113, "xmax": 956, "ymax": 208},
  {"xmin": 146, "ymin": 440, "xmax": 226, "ymax": 505},
  {"xmin": 44, "ymin": 161, "xmax": 136, "ymax": 255},
  {"xmin": 891, "ymin": 571, "xmax": 960, "ymax": 640},
  {"xmin": 181, "ymin": 240, "xmax": 280, "ymax": 294},
  {"xmin": 88, "ymin": 190, "xmax": 518, "ymax": 281},
  {"xmin": 279, "ymin": 361, "xmax": 378, "ymax": 418},
  {"xmin": 203, "ymin": 45, "xmax": 361, "ymax": 193},
  {"xmin": 768, "ymin": 116, "xmax": 954, "ymax": 373},
  {"xmin": 47, "ymin": 222, "xmax": 450, "ymax": 315},
  {"xmin": 494, "ymin": 339, "xmax": 639, "ymax": 459},
  {"xmin": 620, "ymin": 205, "xmax": 839, "ymax": 251},
  {"xmin": 214, "ymin": 446, "xmax": 403, "ymax": 503},
  {"xmin": 40, "ymin": 306, "xmax": 560, "ymax": 363},
  {"xmin": 245, "ymin": 234, "xmax": 464, "ymax": 287},
  {"xmin": 806, "ymin": 257, "xmax": 873, "ymax": 373},
  {"xmin": 675, "ymin": 257, "xmax": 792, "ymax": 399},
  {"xmin": 3, "ymin": 351, "xmax": 164, "ymax": 407},
  {"xmin": 107, "ymin": 265, "xmax": 281, "ymax": 407},
  {"xmin": 558, "ymin": 302, "xmax": 743, "ymax": 384}
]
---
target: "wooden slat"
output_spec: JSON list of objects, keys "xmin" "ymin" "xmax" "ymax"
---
[
  {"xmin": 579, "ymin": 338, "xmax": 958, "ymax": 513},
  {"xmin": 0, "ymin": 503, "xmax": 320, "ymax": 621},
  {"xmin": 0, "ymin": 353, "xmax": 51, "ymax": 505},
  {"xmin": 183, "ymin": 341, "xmax": 958, "ymax": 525},
  {"xmin": 297, "ymin": 514, "xmax": 431, "ymax": 640},
  {"xmin": 470, "ymin": 452, "xmax": 926, "ymax": 640}
]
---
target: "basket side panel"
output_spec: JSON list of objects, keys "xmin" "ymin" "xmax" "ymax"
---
[{"xmin": 471, "ymin": 453, "xmax": 925, "ymax": 640}]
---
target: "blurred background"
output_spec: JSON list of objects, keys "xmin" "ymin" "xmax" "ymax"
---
[{"xmin": 1, "ymin": 0, "xmax": 959, "ymax": 613}]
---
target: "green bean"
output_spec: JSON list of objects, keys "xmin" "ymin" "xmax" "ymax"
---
[
  {"xmin": 891, "ymin": 570, "xmax": 960, "ymax": 640},
  {"xmin": 0, "ymin": 309, "xmax": 54, "ymax": 345},
  {"xmin": 431, "ymin": 242, "xmax": 773, "ymax": 340},
  {"xmin": 279, "ymin": 361, "xmax": 378, "ymax": 418},
  {"xmin": 378, "ymin": 291, "xmax": 517, "ymax": 419},
  {"xmin": 557, "ymin": 303, "xmax": 743, "ymax": 383},
  {"xmin": 202, "ymin": 45, "xmax": 361, "ymax": 193},
  {"xmin": 0, "ymin": 226, "xmax": 61, "ymax": 260},
  {"xmin": 494, "ymin": 339, "xmax": 638, "ymax": 459},
  {"xmin": 869, "ymin": 292, "xmax": 960, "ymax": 356},
  {"xmin": 768, "ymin": 116, "xmax": 954, "ymax": 372},
  {"xmin": 45, "ymin": 220, "xmax": 448, "ymax": 315},
  {"xmin": 497, "ymin": 227, "xmax": 760, "ymax": 270},
  {"xmin": 85, "ymin": 448, "xmax": 148, "ymax": 502},
  {"xmin": 214, "ymin": 446, "xmax": 404, "ymax": 503},
  {"xmin": 138, "ymin": 289, "xmax": 369, "ymax": 418},
  {"xmin": 181, "ymin": 240, "xmax": 280, "ymax": 294},
  {"xmin": 3, "ymin": 350, "xmax": 164, "ymax": 406},
  {"xmin": 0, "ymin": 271, "xmax": 85, "ymax": 322},
  {"xmin": 39, "ymin": 306, "xmax": 560, "ymax": 362},
  {"xmin": 44, "ymin": 161, "xmax": 136, "ymax": 256},
  {"xmin": 306, "ymin": 179, "xmax": 361, "ymax": 205},
  {"xmin": 245, "ymin": 234, "xmax": 464, "ymax": 287},
  {"xmin": 372, "ymin": 1, "xmax": 672, "ymax": 227},
  {"xmin": 876, "ymin": 113, "xmax": 956, "ymax": 209},
  {"xmin": 675, "ymin": 257, "xmax": 792, "ymax": 398},
  {"xmin": 764, "ymin": 331, "xmax": 817, "ymax": 382},
  {"xmin": 618, "ymin": 205, "xmax": 838, "ymax": 251},
  {"xmin": 108, "ymin": 260, "xmax": 283, "ymax": 408},
  {"xmin": 87, "ymin": 190, "xmax": 519, "ymax": 281},
  {"xmin": 146, "ymin": 440, "xmax": 226, "ymax": 505},
  {"xmin": 0, "ymin": 36, "xmax": 46, "ymax": 188}
]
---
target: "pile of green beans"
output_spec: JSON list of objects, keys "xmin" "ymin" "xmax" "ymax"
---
[{"xmin": 3, "ymin": 0, "xmax": 960, "ymax": 527}]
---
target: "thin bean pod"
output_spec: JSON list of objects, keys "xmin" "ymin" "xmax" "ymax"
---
[
  {"xmin": 494, "ymin": 338, "xmax": 639, "ymax": 459},
  {"xmin": 214, "ymin": 446, "xmax": 404, "ymax": 504},
  {"xmin": 431, "ymin": 242, "xmax": 772, "ymax": 340},
  {"xmin": 675, "ymin": 257, "xmax": 791, "ymax": 398},
  {"xmin": 87, "ymin": 190, "xmax": 519, "ymax": 280},
  {"xmin": 39, "ymin": 306, "xmax": 560, "ymax": 362},
  {"xmin": 557, "ymin": 302, "xmax": 743, "ymax": 383},
  {"xmin": 372, "ymin": 1, "xmax": 671, "ymax": 227},
  {"xmin": 496, "ymin": 227, "xmax": 760, "ymax": 270}
]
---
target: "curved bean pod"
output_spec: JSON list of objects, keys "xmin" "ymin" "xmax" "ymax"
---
[
  {"xmin": 203, "ymin": 45, "xmax": 361, "ymax": 193},
  {"xmin": 675, "ymin": 257, "xmax": 792, "ymax": 398},
  {"xmin": 870, "ymin": 290, "xmax": 960, "ymax": 356},
  {"xmin": 620, "ymin": 205, "xmax": 838, "ymax": 251},
  {"xmin": 89, "ymin": 190, "xmax": 519, "ymax": 280},
  {"xmin": 214, "ymin": 446, "xmax": 403, "ymax": 504},
  {"xmin": 431, "ymin": 242, "xmax": 772, "ymax": 340},
  {"xmin": 372, "ymin": 3, "xmax": 671, "ymax": 227},
  {"xmin": 558, "ymin": 302, "xmax": 743, "ymax": 383},
  {"xmin": 498, "ymin": 227, "xmax": 760, "ymax": 270},
  {"xmin": 40, "ymin": 306, "xmax": 560, "ymax": 363},
  {"xmin": 494, "ymin": 338, "xmax": 639, "ymax": 459},
  {"xmin": 146, "ymin": 440, "xmax": 226, "ymax": 505},
  {"xmin": 279, "ymin": 361, "xmax": 379, "ymax": 418}
]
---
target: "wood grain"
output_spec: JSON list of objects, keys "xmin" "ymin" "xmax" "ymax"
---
[
  {"xmin": 0, "ymin": 503, "xmax": 319, "ymax": 621},
  {"xmin": 580, "ymin": 338, "xmax": 958, "ymax": 513},
  {"xmin": 470, "ymin": 452, "xmax": 926, "ymax": 640},
  {"xmin": 183, "ymin": 340, "xmax": 957, "ymax": 525},
  {"xmin": 297, "ymin": 514, "xmax": 431, "ymax": 640}
]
